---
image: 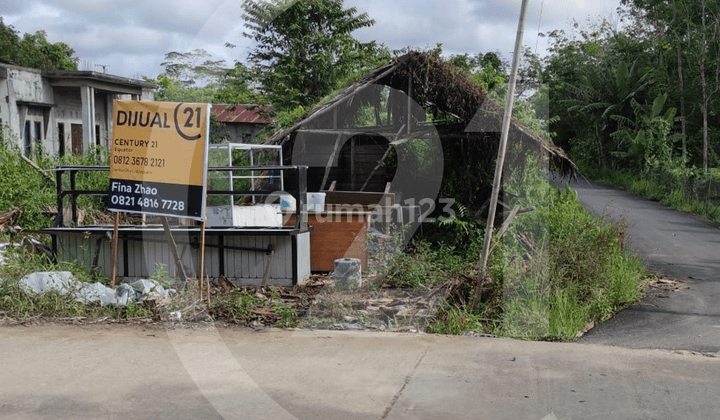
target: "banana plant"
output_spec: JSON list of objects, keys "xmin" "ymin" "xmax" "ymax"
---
[{"xmin": 610, "ymin": 93, "xmax": 680, "ymax": 171}]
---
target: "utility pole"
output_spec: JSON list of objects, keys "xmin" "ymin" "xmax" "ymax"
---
[{"xmin": 476, "ymin": 0, "xmax": 531, "ymax": 294}]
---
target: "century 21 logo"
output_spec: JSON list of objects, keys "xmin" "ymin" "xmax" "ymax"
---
[
  {"xmin": 115, "ymin": 103, "xmax": 204, "ymax": 141},
  {"xmin": 174, "ymin": 103, "xmax": 203, "ymax": 141}
]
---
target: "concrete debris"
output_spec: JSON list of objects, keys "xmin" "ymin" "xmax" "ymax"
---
[
  {"xmin": 115, "ymin": 284, "xmax": 136, "ymax": 307},
  {"xmin": 130, "ymin": 279, "xmax": 175, "ymax": 300},
  {"xmin": 17, "ymin": 271, "xmax": 175, "ymax": 307},
  {"xmin": 330, "ymin": 323, "xmax": 364, "ymax": 331},
  {"xmin": 74, "ymin": 282, "xmax": 118, "ymax": 306},
  {"xmin": 19, "ymin": 271, "xmax": 75, "ymax": 295}
]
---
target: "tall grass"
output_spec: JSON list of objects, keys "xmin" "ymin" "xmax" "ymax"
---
[
  {"xmin": 0, "ymin": 138, "xmax": 109, "ymax": 229},
  {"xmin": 394, "ymin": 153, "xmax": 647, "ymax": 341}
]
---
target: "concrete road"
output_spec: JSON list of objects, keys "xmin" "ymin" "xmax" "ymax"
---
[
  {"xmin": 565, "ymin": 179, "xmax": 720, "ymax": 352},
  {"xmin": 1, "ymin": 324, "xmax": 720, "ymax": 420}
]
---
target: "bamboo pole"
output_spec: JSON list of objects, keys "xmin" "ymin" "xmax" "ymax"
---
[{"xmin": 476, "ymin": 0, "xmax": 531, "ymax": 301}]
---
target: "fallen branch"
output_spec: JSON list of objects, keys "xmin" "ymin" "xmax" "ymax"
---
[{"xmin": 21, "ymin": 155, "xmax": 55, "ymax": 184}]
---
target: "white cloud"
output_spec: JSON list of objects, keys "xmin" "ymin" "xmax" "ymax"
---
[{"xmin": 4, "ymin": 0, "xmax": 621, "ymax": 79}]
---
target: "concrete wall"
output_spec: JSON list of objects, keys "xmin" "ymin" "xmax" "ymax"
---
[
  {"xmin": 0, "ymin": 65, "xmax": 53, "ymax": 154},
  {"xmin": 0, "ymin": 63, "xmax": 154, "ymax": 157}
]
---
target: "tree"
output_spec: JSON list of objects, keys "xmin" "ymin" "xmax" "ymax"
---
[
  {"xmin": 145, "ymin": 50, "xmax": 258, "ymax": 104},
  {"xmin": 159, "ymin": 49, "xmax": 227, "ymax": 87},
  {"xmin": 241, "ymin": 0, "xmax": 376, "ymax": 110},
  {"xmin": 621, "ymin": 0, "xmax": 720, "ymax": 171},
  {"xmin": 448, "ymin": 52, "xmax": 508, "ymax": 94},
  {"xmin": 0, "ymin": 18, "xmax": 78, "ymax": 70}
]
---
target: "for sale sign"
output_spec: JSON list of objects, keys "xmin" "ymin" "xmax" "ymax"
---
[{"xmin": 108, "ymin": 100, "xmax": 210, "ymax": 220}]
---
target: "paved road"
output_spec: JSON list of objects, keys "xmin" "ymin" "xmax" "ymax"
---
[
  {"xmin": 565, "ymin": 179, "xmax": 720, "ymax": 352},
  {"xmin": 1, "ymin": 324, "xmax": 720, "ymax": 420}
]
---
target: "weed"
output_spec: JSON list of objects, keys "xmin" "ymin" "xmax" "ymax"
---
[
  {"xmin": 0, "ymin": 140, "xmax": 109, "ymax": 230},
  {"xmin": 0, "ymin": 243, "xmax": 97, "ymax": 284},
  {"xmin": 426, "ymin": 306, "xmax": 483, "ymax": 335},
  {"xmin": 272, "ymin": 303, "xmax": 298, "ymax": 328},
  {"xmin": 402, "ymin": 171, "xmax": 647, "ymax": 341},
  {"xmin": 208, "ymin": 288, "xmax": 299, "ymax": 327},
  {"xmin": 150, "ymin": 263, "xmax": 169, "ymax": 284}
]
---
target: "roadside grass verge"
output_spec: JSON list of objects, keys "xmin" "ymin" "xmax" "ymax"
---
[
  {"xmin": 583, "ymin": 166, "xmax": 720, "ymax": 223},
  {"xmin": 391, "ymin": 179, "xmax": 648, "ymax": 341},
  {"xmin": 0, "ymin": 246, "xmax": 153, "ymax": 320},
  {"xmin": 0, "ymin": 243, "xmax": 300, "ymax": 327},
  {"xmin": 208, "ymin": 286, "xmax": 299, "ymax": 328}
]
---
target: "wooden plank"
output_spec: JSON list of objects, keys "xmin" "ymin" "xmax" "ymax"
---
[
  {"xmin": 261, "ymin": 248, "xmax": 275, "ymax": 287},
  {"xmin": 361, "ymin": 125, "xmax": 405, "ymax": 192},
  {"xmin": 494, "ymin": 206, "xmax": 521, "ymax": 241},
  {"xmin": 320, "ymin": 133, "xmax": 343, "ymax": 191},
  {"xmin": 161, "ymin": 217, "xmax": 188, "ymax": 282},
  {"xmin": 286, "ymin": 213, "xmax": 367, "ymax": 271}
]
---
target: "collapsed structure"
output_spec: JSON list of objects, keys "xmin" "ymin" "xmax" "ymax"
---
[
  {"xmin": 41, "ymin": 52, "xmax": 578, "ymax": 286},
  {"xmin": 263, "ymin": 51, "xmax": 577, "ymax": 206}
]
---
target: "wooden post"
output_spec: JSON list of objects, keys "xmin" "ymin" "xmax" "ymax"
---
[
  {"xmin": 320, "ymin": 132, "xmax": 343, "ymax": 191},
  {"xmin": 261, "ymin": 245, "xmax": 275, "ymax": 288},
  {"xmin": 110, "ymin": 212, "xmax": 120, "ymax": 287},
  {"xmin": 361, "ymin": 125, "xmax": 405, "ymax": 192},
  {"xmin": 161, "ymin": 217, "xmax": 188, "ymax": 282},
  {"xmin": 199, "ymin": 212, "xmax": 207, "ymax": 300},
  {"xmin": 407, "ymin": 77, "xmax": 412, "ymax": 135}
]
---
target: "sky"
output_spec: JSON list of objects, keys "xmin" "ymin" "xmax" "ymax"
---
[{"xmin": 1, "ymin": 0, "xmax": 622, "ymax": 80}]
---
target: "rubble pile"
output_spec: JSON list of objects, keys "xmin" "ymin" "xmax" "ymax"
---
[{"xmin": 18, "ymin": 271, "xmax": 175, "ymax": 307}]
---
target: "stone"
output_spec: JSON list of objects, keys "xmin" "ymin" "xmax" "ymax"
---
[{"xmin": 19, "ymin": 272, "xmax": 75, "ymax": 296}]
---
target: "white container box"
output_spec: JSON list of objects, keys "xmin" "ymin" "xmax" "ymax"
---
[
  {"xmin": 206, "ymin": 204, "xmax": 282, "ymax": 227},
  {"xmin": 307, "ymin": 192, "xmax": 326, "ymax": 212}
]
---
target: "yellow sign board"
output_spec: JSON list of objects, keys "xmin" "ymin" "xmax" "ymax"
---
[{"xmin": 108, "ymin": 100, "xmax": 210, "ymax": 220}]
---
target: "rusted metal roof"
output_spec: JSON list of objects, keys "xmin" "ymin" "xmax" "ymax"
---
[{"xmin": 211, "ymin": 104, "xmax": 274, "ymax": 124}]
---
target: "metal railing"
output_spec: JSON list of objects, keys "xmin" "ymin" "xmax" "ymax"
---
[{"xmin": 51, "ymin": 165, "xmax": 308, "ymax": 229}]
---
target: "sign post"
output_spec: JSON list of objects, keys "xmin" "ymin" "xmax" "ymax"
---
[{"xmin": 108, "ymin": 100, "xmax": 210, "ymax": 288}]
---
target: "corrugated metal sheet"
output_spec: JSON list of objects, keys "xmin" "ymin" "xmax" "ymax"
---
[
  {"xmin": 54, "ymin": 230, "xmax": 311, "ymax": 286},
  {"xmin": 211, "ymin": 104, "xmax": 274, "ymax": 124}
]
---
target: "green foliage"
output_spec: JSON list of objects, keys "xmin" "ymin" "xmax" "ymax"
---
[
  {"xmin": 0, "ymin": 137, "xmax": 109, "ymax": 229},
  {"xmin": 587, "ymin": 165, "xmax": 720, "ymax": 223},
  {"xmin": 426, "ymin": 306, "xmax": 483, "ymax": 335},
  {"xmin": 242, "ymin": 0, "xmax": 377, "ymax": 110},
  {"xmin": 146, "ymin": 74, "xmax": 219, "ymax": 103},
  {"xmin": 421, "ymin": 161, "xmax": 646, "ymax": 341},
  {"xmin": 448, "ymin": 51, "xmax": 508, "ymax": 94},
  {"xmin": 0, "ymin": 141, "xmax": 56, "ymax": 229},
  {"xmin": 382, "ymin": 213, "xmax": 485, "ymax": 290},
  {"xmin": 545, "ymin": 1, "xmax": 720, "ymax": 172},
  {"xmin": 0, "ymin": 18, "xmax": 78, "ymax": 70}
]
